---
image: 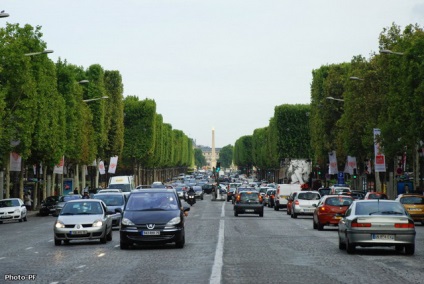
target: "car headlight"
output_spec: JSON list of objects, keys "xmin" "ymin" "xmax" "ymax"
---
[
  {"xmin": 14, "ymin": 209, "xmax": 20, "ymax": 214},
  {"xmin": 93, "ymin": 220, "xmax": 103, "ymax": 227},
  {"xmin": 166, "ymin": 217, "xmax": 181, "ymax": 227},
  {"xmin": 55, "ymin": 221, "xmax": 65, "ymax": 228},
  {"xmin": 121, "ymin": 218, "xmax": 135, "ymax": 226}
]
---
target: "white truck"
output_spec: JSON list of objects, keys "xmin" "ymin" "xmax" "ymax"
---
[{"xmin": 274, "ymin": 184, "xmax": 301, "ymax": 211}]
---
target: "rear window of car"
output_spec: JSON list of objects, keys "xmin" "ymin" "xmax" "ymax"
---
[
  {"xmin": 93, "ymin": 194, "xmax": 125, "ymax": 206},
  {"xmin": 355, "ymin": 202, "xmax": 406, "ymax": 215},
  {"xmin": 368, "ymin": 193, "xmax": 388, "ymax": 199},
  {"xmin": 400, "ymin": 196, "xmax": 424, "ymax": 205},
  {"xmin": 239, "ymin": 192, "xmax": 259, "ymax": 201},
  {"xmin": 298, "ymin": 192, "xmax": 320, "ymax": 200},
  {"xmin": 325, "ymin": 197, "xmax": 353, "ymax": 206}
]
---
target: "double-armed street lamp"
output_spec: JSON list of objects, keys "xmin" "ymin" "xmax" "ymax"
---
[
  {"xmin": 24, "ymin": 49, "xmax": 53, "ymax": 56},
  {"xmin": 82, "ymin": 96, "xmax": 108, "ymax": 103},
  {"xmin": 0, "ymin": 11, "xmax": 9, "ymax": 18},
  {"xmin": 326, "ymin": 96, "xmax": 344, "ymax": 102},
  {"xmin": 380, "ymin": 49, "xmax": 404, "ymax": 56}
]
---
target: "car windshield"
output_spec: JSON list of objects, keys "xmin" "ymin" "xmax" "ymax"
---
[
  {"xmin": 193, "ymin": 187, "xmax": 202, "ymax": 192},
  {"xmin": 240, "ymin": 192, "xmax": 259, "ymax": 202},
  {"xmin": 325, "ymin": 197, "xmax": 353, "ymax": 206},
  {"xmin": 93, "ymin": 194, "xmax": 124, "ymax": 206},
  {"xmin": 126, "ymin": 192, "xmax": 179, "ymax": 211},
  {"xmin": 0, "ymin": 199, "xmax": 20, "ymax": 207},
  {"xmin": 63, "ymin": 195, "xmax": 81, "ymax": 202},
  {"xmin": 298, "ymin": 192, "xmax": 320, "ymax": 200},
  {"xmin": 400, "ymin": 196, "xmax": 424, "ymax": 205},
  {"xmin": 355, "ymin": 202, "xmax": 406, "ymax": 215},
  {"xmin": 61, "ymin": 201, "xmax": 103, "ymax": 215}
]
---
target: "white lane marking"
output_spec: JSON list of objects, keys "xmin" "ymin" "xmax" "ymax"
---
[
  {"xmin": 50, "ymin": 282, "xmax": 59, "ymax": 284},
  {"xmin": 48, "ymin": 239, "xmax": 53, "ymax": 242},
  {"xmin": 98, "ymin": 253, "xmax": 105, "ymax": 257},
  {"xmin": 26, "ymin": 247, "xmax": 33, "ymax": 250},
  {"xmin": 0, "ymin": 257, "xmax": 5, "ymax": 260},
  {"xmin": 76, "ymin": 265, "xmax": 86, "ymax": 269},
  {"xmin": 210, "ymin": 202, "xmax": 225, "ymax": 284}
]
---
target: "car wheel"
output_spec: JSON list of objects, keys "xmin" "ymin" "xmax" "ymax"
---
[
  {"xmin": 100, "ymin": 230, "xmax": 108, "ymax": 244},
  {"xmin": 23, "ymin": 215, "xmax": 27, "ymax": 222},
  {"xmin": 313, "ymin": 219, "xmax": 317, "ymax": 229},
  {"xmin": 120, "ymin": 242, "xmax": 130, "ymax": 250},
  {"xmin": 175, "ymin": 236, "xmax": 185, "ymax": 248},
  {"xmin": 106, "ymin": 228, "xmax": 113, "ymax": 241},
  {"xmin": 54, "ymin": 238, "xmax": 62, "ymax": 246},
  {"xmin": 405, "ymin": 244, "xmax": 415, "ymax": 255},
  {"xmin": 19, "ymin": 218, "xmax": 23, "ymax": 222},
  {"xmin": 286, "ymin": 208, "xmax": 290, "ymax": 215},
  {"xmin": 346, "ymin": 237, "xmax": 355, "ymax": 254},
  {"xmin": 338, "ymin": 235, "xmax": 346, "ymax": 250},
  {"xmin": 291, "ymin": 208, "xmax": 297, "ymax": 218},
  {"xmin": 274, "ymin": 205, "xmax": 279, "ymax": 211},
  {"xmin": 234, "ymin": 211, "xmax": 238, "ymax": 217},
  {"xmin": 259, "ymin": 212, "xmax": 263, "ymax": 217},
  {"xmin": 317, "ymin": 222, "xmax": 324, "ymax": 231}
]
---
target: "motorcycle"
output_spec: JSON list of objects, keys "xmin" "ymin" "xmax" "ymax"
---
[{"xmin": 187, "ymin": 192, "xmax": 196, "ymax": 206}]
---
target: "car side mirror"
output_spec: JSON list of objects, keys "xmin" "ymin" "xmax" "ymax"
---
[
  {"xmin": 312, "ymin": 204, "xmax": 317, "ymax": 207},
  {"xmin": 115, "ymin": 208, "xmax": 122, "ymax": 214},
  {"xmin": 22, "ymin": 204, "xmax": 26, "ymax": 207}
]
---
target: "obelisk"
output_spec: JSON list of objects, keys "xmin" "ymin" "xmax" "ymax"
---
[{"xmin": 211, "ymin": 128, "xmax": 216, "ymax": 169}]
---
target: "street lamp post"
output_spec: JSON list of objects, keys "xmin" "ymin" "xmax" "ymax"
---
[
  {"xmin": 0, "ymin": 11, "xmax": 9, "ymax": 18},
  {"xmin": 24, "ymin": 50, "xmax": 53, "ymax": 56},
  {"xmin": 326, "ymin": 96, "xmax": 344, "ymax": 102},
  {"xmin": 82, "ymin": 96, "xmax": 108, "ymax": 103}
]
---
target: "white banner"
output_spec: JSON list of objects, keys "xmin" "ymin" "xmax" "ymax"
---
[
  {"xmin": 344, "ymin": 156, "xmax": 357, "ymax": 175},
  {"xmin": 108, "ymin": 156, "xmax": 118, "ymax": 174},
  {"xmin": 10, "ymin": 152, "xmax": 21, "ymax": 172},
  {"xmin": 374, "ymin": 128, "xmax": 386, "ymax": 172},
  {"xmin": 99, "ymin": 161, "xmax": 106, "ymax": 175},
  {"xmin": 328, "ymin": 151, "xmax": 338, "ymax": 174},
  {"xmin": 53, "ymin": 156, "xmax": 64, "ymax": 174}
]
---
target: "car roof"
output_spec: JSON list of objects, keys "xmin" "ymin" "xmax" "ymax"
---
[
  {"xmin": 94, "ymin": 192, "xmax": 125, "ymax": 196},
  {"xmin": 131, "ymin": 188, "xmax": 175, "ymax": 193},
  {"xmin": 66, "ymin": 199, "xmax": 103, "ymax": 203}
]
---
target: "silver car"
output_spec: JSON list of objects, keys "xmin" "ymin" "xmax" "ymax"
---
[
  {"xmin": 338, "ymin": 200, "xmax": 416, "ymax": 255},
  {"xmin": 53, "ymin": 194, "xmax": 82, "ymax": 217},
  {"xmin": 53, "ymin": 199, "xmax": 113, "ymax": 245},
  {"xmin": 291, "ymin": 191, "xmax": 321, "ymax": 218}
]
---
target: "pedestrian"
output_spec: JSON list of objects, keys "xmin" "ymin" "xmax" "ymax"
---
[
  {"xmin": 24, "ymin": 191, "xmax": 32, "ymax": 211},
  {"xmin": 73, "ymin": 187, "xmax": 79, "ymax": 195}
]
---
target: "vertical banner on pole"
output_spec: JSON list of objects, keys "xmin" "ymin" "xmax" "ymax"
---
[
  {"xmin": 10, "ymin": 152, "xmax": 22, "ymax": 172},
  {"xmin": 108, "ymin": 156, "xmax": 118, "ymax": 174},
  {"xmin": 53, "ymin": 156, "xmax": 64, "ymax": 174},
  {"xmin": 374, "ymin": 128, "xmax": 386, "ymax": 172},
  {"xmin": 328, "ymin": 151, "xmax": 338, "ymax": 174}
]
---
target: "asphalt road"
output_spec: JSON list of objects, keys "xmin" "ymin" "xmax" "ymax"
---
[{"xmin": 1, "ymin": 195, "xmax": 423, "ymax": 284}]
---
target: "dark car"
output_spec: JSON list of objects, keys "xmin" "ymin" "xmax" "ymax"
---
[
  {"xmin": 202, "ymin": 183, "xmax": 215, "ymax": 194},
  {"xmin": 119, "ymin": 188, "xmax": 190, "ymax": 249},
  {"xmin": 234, "ymin": 190, "xmax": 264, "ymax": 217},
  {"xmin": 39, "ymin": 196, "xmax": 60, "ymax": 216},
  {"xmin": 93, "ymin": 193, "xmax": 126, "ymax": 229},
  {"xmin": 318, "ymin": 187, "xmax": 331, "ymax": 197}
]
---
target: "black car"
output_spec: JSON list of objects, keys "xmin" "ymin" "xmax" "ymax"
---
[
  {"xmin": 119, "ymin": 188, "xmax": 190, "ymax": 249},
  {"xmin": 39, "ymin": 196, "xmax": 60, "ymax": 216},
  {"xmin": 234, "ymin": 190, "xmax": 264, "ymax": 217},
  {"xmin": 202, "ymin": 183, "xmax": 215, "ymax": 194}
]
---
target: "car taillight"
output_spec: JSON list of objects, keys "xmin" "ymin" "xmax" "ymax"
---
[
  {"xmin": 351, "ymin": 219, "xmax": 371, "ymax": 227},
  {"xmin": 394, "ymin": 220, "xmax": 415, "ymax": 228},
  {"xmin": 294, "ymin": 200, "xmax": 299, "ymax": 205}
]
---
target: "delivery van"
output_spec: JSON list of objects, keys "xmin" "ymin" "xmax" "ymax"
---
[
  {"xmin": 274, "ymin": 184, "xmax": 301, "ymax": 211},
  {"xmin": 108, "ymin": 175, "xmax": 135, "ymax": 194}
]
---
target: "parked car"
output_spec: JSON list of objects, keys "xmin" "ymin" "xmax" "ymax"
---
[
  {"xmin": 234, "ymin": 190, "xmax": 264, "ymax": 217},
  {"xmin": 39, "ymin": 195, "xmax": 60, "ymax": 216},
  {"xmin": 286, "ymin": 191, "xmax": 299, "ymax": 215},
  {"xmin": 364, "ymin": 192, "xmax": 388, "ymax": 200},
  {"xmin": 53, "ymin": 194, "xmax": 82, "ymax": 217},
  {"xmin": 93, "ymin": 192, "xmax": 126, "ymax": 229},
  {"xmin": 0, "ymin": 198, "xmax": 27, "ymax": 223},
  {"xmin": 119, "ymin": 188, "xmax": 190, "ymax": 249},
  {"xmin": 291, "ymin": 191, "xmax": 321, "ymax": 218},
  {"xmin": 313, "ymin": 195, "xmax": 354, "ymax": 230},
  {"xmin": 338, "ymin": 200, "xmax": 416, "ymax": 255},
  {"xmin": 53, "ymin": 199, "xmax": 114, "ymax": 245},
  {"xmin": 396, "ymin": 194, "xmax": 424, "ymax": 225}
]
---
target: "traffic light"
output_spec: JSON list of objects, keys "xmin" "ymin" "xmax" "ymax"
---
[
  {"xmin": 353, "ymin": 169, "xmax": 357, "ymax": 179},
  {"xmin": 216, "ymin": 162, "xmax": 221, "ymax": 173}
]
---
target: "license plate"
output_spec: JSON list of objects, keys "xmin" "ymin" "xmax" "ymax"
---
[
  {"xmin": 245, "ymin": 209, "xmax": 255, "ymax": 212},
  {"xmin": 409, "ymin": 208, "xmax": 422, "ymax": 211},
  {"xmin": 334, "ymin": 216, "xmax": 342, "ymax": 219},
  {"xmin": 372, "ymin": 234, "xmax": 394, "ymax": 240},
  {"xmin": 69, "ymin": 230, "xmax": 87, "ymax": 235},
  {"xmin": 142, "ymin": 231, "xmax": 160, "ymax": 236}
]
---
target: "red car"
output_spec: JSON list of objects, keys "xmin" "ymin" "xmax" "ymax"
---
[
  {"xmin": 286, "ymin": 191, "xmax": 299, "ymax": 215},
  {"xmin": 313, "ymin": 195, "xmax": 354, "ymax": 230}
]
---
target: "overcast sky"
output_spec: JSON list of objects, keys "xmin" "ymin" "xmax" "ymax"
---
[{"xmin": 2, "ymin": 1, "xmax": 423, "ymax": 148}]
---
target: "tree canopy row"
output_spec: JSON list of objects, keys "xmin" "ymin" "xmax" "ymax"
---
[
  {"xmin": 234, "ymin": 23, "xmax": 424, "ymax": 189},
  {"xmin": 0, "ymin": 23, "xmax": 193, "ymax": 199}
]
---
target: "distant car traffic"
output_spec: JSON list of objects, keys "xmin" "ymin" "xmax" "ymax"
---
[
  {"xmin": 338, "ymin": 200, "xmax": 416, "ymax": 255},
  {"xmin": 53, "ymin": 194, "xmax": 82, "ymax": 217},
  {"xmin": 93, "ymin": 192, "xmax": 126, "ymax": 229},
  {"xmin": 53, "ymin": 199, "xmax": 114, "ymax": 245},
  {"xmin": 286, "ymin": 191, "xmax": 299, "ymax": 216},
  {"xmin": 192, "ymin": 186, "xmax": 204, "ymax": 200},
  {"xmin": 264, "ymin": 189, "xmax": 276, "ymax": 208},
  {"xmin": 396, "ymin": 194, "xmax": 424, "ymax": 225},
  {"xmin": 364, "ymin": 192, "xmax": 388, "ymax": 200},
  {"xmin": 39, "ymin": 195, "xmax": 60, "ymax": 216},
  {"xmin": 233, "ymin": 190, "xmax": 264, "ymax": 217},
  {"xmin": 0, "ymin": 198, "xmax": 27, "ymax": 223}
]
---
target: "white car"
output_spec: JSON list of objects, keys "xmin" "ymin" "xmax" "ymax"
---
[
  {"xmin": 0, "ymin": 198, "xmax": 28, "ymax": 223},
  {"xmin": 291, "ymin": 191, "xmax": 321, "ymax": 218}
]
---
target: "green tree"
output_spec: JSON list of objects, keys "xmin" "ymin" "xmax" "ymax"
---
[
  {"xmin": 194, "ymin": 148, "xmax": 206, "ymax": 169},
  {"xmin": 219, "ymin": 145, "xmax": 233, "ymax": 169}
]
